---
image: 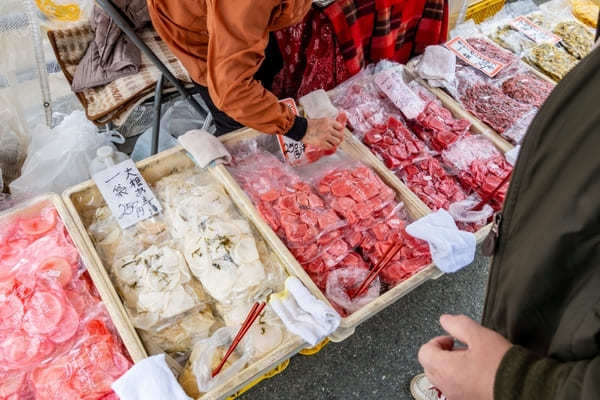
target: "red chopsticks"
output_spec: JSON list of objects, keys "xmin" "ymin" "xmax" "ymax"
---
[
  {"xmin": 473, "ymin": 171, "xmax": 512, "ymax": 211},
  {"xmin": 351, "ymin": 242, "xmax": 403, "ymax": 299},
  {"xmin": 212, "ymin": 301, "xmax": 267, "ymax": 377}
]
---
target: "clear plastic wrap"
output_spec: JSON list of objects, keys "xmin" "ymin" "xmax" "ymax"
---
[
  {"xmin": 461, "ymin": 83, "xmax": 534, "ymax": 136},
  {"xmin": 325, "ymin": 254, "xmax": 380, "ymax": 316},
  {"xmin": 89, "ymin": 212, "xmax": 210, "ymax": 332},
  {"xmin": 227, "ymin": 149, "xmax": 348, "ymax": 270},
  {"xmin": 415, "ymin": 37, "xmax": 551, "ymax": 144},
  {"xmin": 301, "ymin": 157, "xmax": 431, "ymax": 291},
  {"xmin": 408, "ymin": 101, "xmax": 471, "ymax": 152},
  {"xmin": 490, "ymin": 24, "xmax": 536, "ymax": 55},
  {"xmin": 87, "ymin": 167, "xmax": 289, "ymax": 365},
  {"xmin": 362, "ymin": 117, "xmax": 431, "ymax": 171},
  {"xmin": 0, "ymin": 203, "xmax": 132, "ymax": 399},
  {"xmin": 501, "ymin": 73, "xmax": 555, "ymax": 108},
  {"xmin": 328, "ymin": 65, "xmax": 405, "ymax": 137},
  {"xmin": 553, "ymin": 21, "xmax": 594, "ymax": 59},
  {"xmin": 442, "ymin": 136, "xmax": 513, "ymax": 210},
  {"xmin": 524, "ymin": 42, "xmax": 578, "ymax": 82},
  {"xmin": 374, "ymin": 68, "xmax": 426, "ymax": 120},
  {"xmin": 178, "ymin": 327, "xmax": 251, "ymax": 397},
  {"xmin": 397, "ymin": 156, "xmax": 485, "ymax": 231},
  {"xmin": 448, "ymin": 196, "xmax": 494, "ymax": 226},
  {"xmin": 227, "ymin": 140, "xmax": 431, "ymax": 315}
]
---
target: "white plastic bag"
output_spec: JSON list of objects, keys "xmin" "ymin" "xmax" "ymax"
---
[
  {"xmin": 10, "ymin": 111, "xmax": 123, "ymax": 196},
  {"xmin": 0, "ymin": 92, "xmax": 29, "ymax": 187},
  {"xmin": 186, "ymin": 327, "xmax": 251, "ymax": 393}
]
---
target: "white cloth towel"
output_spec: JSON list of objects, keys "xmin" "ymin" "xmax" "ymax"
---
[
  {"xmin": 270, "ymin": 277, "xmax": 341, "ymax": 346},
  {"xmin": 112, "ymin": 354, "xmax": 192, "ymax": 400},
  {"xmin": 299, "ymin": 89, "xmax": 338, "ymax": 119},
  {"xmin": 178, "ymin": 129, "xmax": 231, "ymax": 168},
  {"xmin": 406, "ymin": 210, "xmax": 476, "ymax": 273}
]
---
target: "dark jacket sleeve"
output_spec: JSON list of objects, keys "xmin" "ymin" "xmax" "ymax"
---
[{"xmin": 495, "ymin": 346, "xmax": 600, "ymax": 400}]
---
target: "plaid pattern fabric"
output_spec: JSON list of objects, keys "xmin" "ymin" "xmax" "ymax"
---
[
  {"xmin": 272, "ymin": 7, "xmax": 350, "ymax": 100},
  {"xmin": 47, "ymin": 23, "xmax": 191, "ymax": 125},
  {"xmin": 324, "ymin": 0, "xmax": 448, "ymax": 75}
]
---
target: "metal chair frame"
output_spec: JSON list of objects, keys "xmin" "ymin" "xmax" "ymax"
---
[{"xmin": 95, "ymin": 0, "xmax": 209, "ymax": 155}]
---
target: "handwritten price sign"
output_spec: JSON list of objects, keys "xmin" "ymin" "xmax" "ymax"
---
[
  {"xmin": 446, "ymin": 37, "xmax": 506, "ymax": 78},
  {"xmin": 93, "ymin": 159, "xmax": 162, "ymax": 229}
]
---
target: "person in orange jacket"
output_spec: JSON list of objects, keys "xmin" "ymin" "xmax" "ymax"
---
[{"xmin": 148, "ymin": 0, "xmax": 344, "ymax": 149}]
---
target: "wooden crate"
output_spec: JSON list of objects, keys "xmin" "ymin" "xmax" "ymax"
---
[
  {"xmin": 213, "ymin": 128, "xmax": 443, "ymax": 342},
  {"xmin": 0, "ymin": 194, "xmax": 148, "ymax": 363},
  {"xmin": 62, "ymin": 148, "xmax": 306, "ymax": 400}
]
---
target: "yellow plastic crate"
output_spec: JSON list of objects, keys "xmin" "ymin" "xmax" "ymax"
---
[
  {"xmin": 465, "ymin": 0, "xmax": 506, "ymax": 23},
  {"xmin": 226, "ymin": 359, "xmax": 290, "ymax": 400},
  {"xmin": 299, "ymin": 339, "xmax": 330, "ymax": 356}
]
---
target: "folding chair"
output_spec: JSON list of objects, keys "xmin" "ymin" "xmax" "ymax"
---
[{"xmin": 95, "ymin": 0, "xmax": 211, "ymax": 155}]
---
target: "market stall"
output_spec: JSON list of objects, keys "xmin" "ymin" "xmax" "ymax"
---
[{"xmin": 1, "ymin": 0, "xmax": 598, "ymax": 398}]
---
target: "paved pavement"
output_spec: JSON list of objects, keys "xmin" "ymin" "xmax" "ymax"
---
[{"xmin": 243, "ymin": 250, "xmax": 490, "ymax": 400}]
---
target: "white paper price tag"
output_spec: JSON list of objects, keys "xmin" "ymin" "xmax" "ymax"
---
[
  {"xmin": 511, "ymin": 16, "xmax": 561, "ymax": 45},
  {"xmin": 92, "ymin": 159, "xmax": 162, "ymax": 229},
  {"xmin": 277, "ymin": 98, "xmax": 306, "ymax": 166},
  {"xmin": 445, "ymin": 37, "xmax": 506, "ymax": 78}
]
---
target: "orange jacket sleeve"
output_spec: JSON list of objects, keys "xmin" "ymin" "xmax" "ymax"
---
[{"xmin": 205, "ymin": 0, "xmax": 304, "ymax": 137}]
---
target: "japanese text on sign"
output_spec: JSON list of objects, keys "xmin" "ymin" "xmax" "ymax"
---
[
  {"xmin": 445, "ymin": 37, "xmax": 506, "ymax": 78},
  {"xmin": 277, "ymin": 98, "xmax": 306, "ymax": 165},
  {"xmin": 92, "ymin": 159, "xmax": 162, "ymax": 229},
  {"xmin": 510, "ymin": 16, "xmax": 561, "ymax": 45}
]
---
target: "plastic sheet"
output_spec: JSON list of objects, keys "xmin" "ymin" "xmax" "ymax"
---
[
  {"xmin": 178, "ymin": 327, "xmax": 251, "ymax": 397},
  {"xmin": 524, "ymin": 43, "xmax": 578, "ymax": 82},
  {"xmin": 443, "ymin": 136, "xmax": 513, "ymax": 210},
  {"xmin": 305, "ymin": 159, "xmax": 431, "ymax": 292},
  {"xmin": 10, "ymin": 111, "xmax": 124, "ymax": 197},
  {"xmin": 409, "ymin": 101, "xmax": 471, "ymax": 152},
  {"xmin": 553, "ymin": 21, "xmax": 594, "ymax": 59},
  {"xmin": 325, "ymin": 254, "xmax": 379, "ymax": 316},
  {"xmin": 501, "ymin": 73, "xmax": 555, "ymax": 108},
  {"xmin": 227, "ymin": 141, "xmax": 431, "ymax": 315},
  {"xmin": 461, "ymin": 83, "xmax": 534, "ymax": 137},
  {"xmin": 227, "ymin": 150, "xmax": 348, "ymax": 270},
  {"xmin": 87, "ymin": 168, "xmax": 288, "ymax": 361},
  {"xmin": 397, "ymin": 156, "xmax": 485, "ymax": 230},
  {"xmin": 0, "ymin": 204, "xmax": 132, "ymax": 399},
  {"xmin": 490, "ymin": 24, "xmax": 536, "ymax": 55},
  {"xmin": 374, "ymin": 68, "xmax": 426, "ymax": 120},
  {"xmin": 362, "ymin": 117, "xmax": 431, "ymax": 171},
  {"xmin": 328, "ymin": 65, "xmax": 405, "ymax": 137}
]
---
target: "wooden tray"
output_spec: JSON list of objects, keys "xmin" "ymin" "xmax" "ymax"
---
[
  {"xmin": 213, "ymin": 128, "xmax": 442, "ymax": 342},
  {"xmin": 62, "ymin": 148, "xmax": 306, "ymax": 400},
  {"xmin": 0, "ymin": 194, "xmax": 148, "ymax": 362}
]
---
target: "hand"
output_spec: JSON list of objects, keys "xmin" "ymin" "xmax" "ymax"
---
[
  {"xmin": 302, "ymin": 117, "xmax": 345, "ymax": 150},
  {"xmin": 418, "ymin": 315, "xmax": 512, "ymax": 400}
]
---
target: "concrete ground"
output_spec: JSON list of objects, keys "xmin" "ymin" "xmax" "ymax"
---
[{"xmin": 242, "ymin": 250, "xmax": 491, "ymax": 400}]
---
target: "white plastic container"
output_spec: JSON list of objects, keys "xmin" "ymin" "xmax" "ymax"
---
[{"xmin": 88, "ymin": 145, "xmax": 129, "ymax": 176}]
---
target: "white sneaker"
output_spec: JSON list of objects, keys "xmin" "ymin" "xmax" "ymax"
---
[{"xmin": 410, "ymin": 373, "xmax": 447, "ymax": 400}]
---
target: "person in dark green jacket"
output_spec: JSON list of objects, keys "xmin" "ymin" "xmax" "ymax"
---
[{"xmin": 416, "ymin": 35, "xmax": 600, "ymax": 400}]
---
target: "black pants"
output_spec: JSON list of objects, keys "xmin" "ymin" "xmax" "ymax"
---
[{"xmin": 198, "ymin": 33, "xmax": 283, "ymax": 136}]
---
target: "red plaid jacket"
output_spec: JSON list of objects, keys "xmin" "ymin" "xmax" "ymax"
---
[{"xmin": 324, "ymin": 0, "xmax": 448, "ymax": 75}]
